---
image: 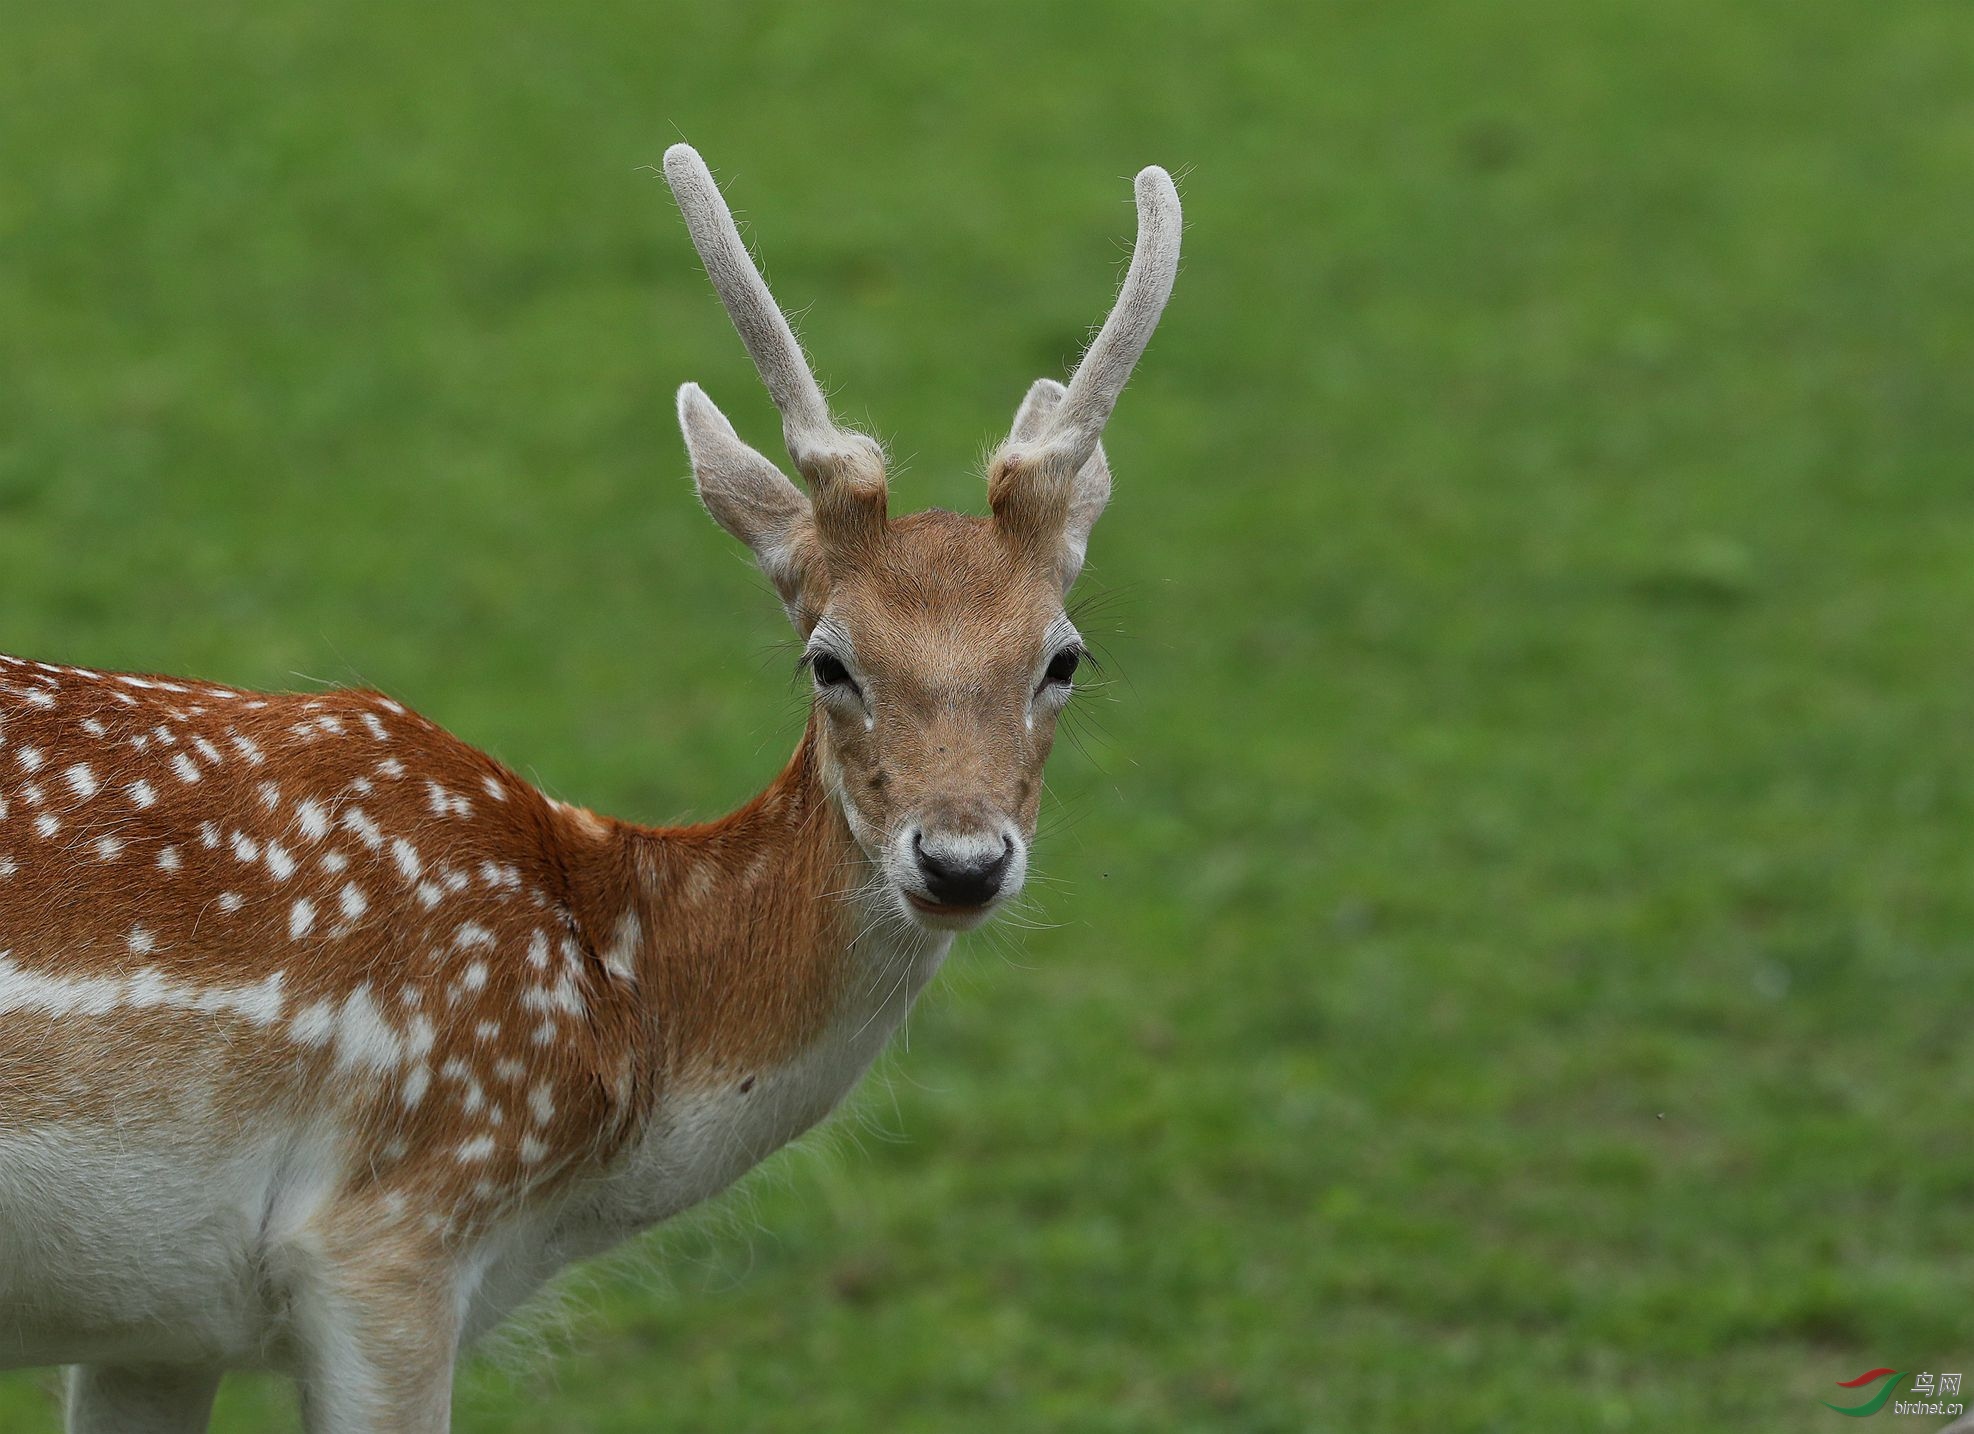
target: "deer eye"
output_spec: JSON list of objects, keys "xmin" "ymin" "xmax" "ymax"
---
[
  {"xmin": 808, "ymin": 652, "xmax": 859, "ymax": 695},
  {"xmin": 1042, "ymin": 647, "xmax": 1082, "ymax": 688}
]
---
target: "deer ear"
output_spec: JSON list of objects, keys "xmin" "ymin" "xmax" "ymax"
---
[
  {"xmin": 1007, "ymin": 377, "xmax": 1111, "ymax": 589},
  {"xmin": 678, "ymin": 383, "xmax": 820, "ymax": 623}
]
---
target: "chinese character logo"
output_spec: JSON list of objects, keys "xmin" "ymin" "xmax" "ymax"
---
[{"xmin": 1823, "ymin": 1369, "xmax": 1907, "ymax": 1417}]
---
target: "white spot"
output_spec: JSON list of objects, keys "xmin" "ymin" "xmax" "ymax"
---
[
  {"xmin": 170, "ymin": 752, "xmax": 200, "ymax": 784},
  {"xmin": 519, "ymin": 1135, "xmax": 547, "ymax": 1164},
  {"xmin": 425, "ymin": 781, "xmax": 472, "ymax": 819},
  {"xmin": 321, "ymin": 850, "xmax": 349, "ymax": 874},
  {"xmin": 265, "ymin": 841, "xmax": 296, "ymax": 880},
  {"xmin": 258, "ymin": 781, "xmax": 280, "ymax": 810},
  {"xmin": 289, "ymin": 899, "xmax": 316, "ymax": 940},
  {"xmin": 548, "ymin": 975, "xmax": 585, "ymax": 1016},
  {"xmin": 378, "ymin": 757, "xmax": 406, "ymax": 778},
  {"xmin": 290, "ymin": 1000, "xmax": 335, "ymax": 1045},
  {"xmin": 157, "ymin": 846, "xmax": 182, "ymax": 872},
  {"xmin": 482, "ymin": 775, "xmax": 509, "ymax": 803},
  {"xmin": 478, "ymin": 861, "xmax": 520, "ymax": 890},
  {"xmin": 455, "ymin": 922, "xmax": 495, "ymax": 950},
  {"xmin": 338, "ymin": 883, "xmax": 368, "ymax": 924},
  {"xmin": 81, "ymin": 718, "xmax": 106, "ymax": 737},
  {"xmin": 362, "ymin": 712, "xmax": 389, "ymax": 740},
  {"xmin": 492, "ymin": 1058, "xmax": 525, "ymax": 1083},
  {"xmin": 230, "ymin": 832, "xmax": 260, "ymax": 864},
  {"xmin": 402, "ymin": 1066, "xmax": 431, "ymax": 1108},
  {"xmin": 526, "ymin": 931, "xmax": 550, "ymax": 970},
  {"xmin": 528, "ymin": 1083, "xmax": 555, "ymax": 1125},
  {"xmin": 217, "ymin": 892, "xmax": 244, "ymax": 913},
  {"xmin": 391, "ymin": 838, "xmax": 422, "ymax": 882},
  {"xmin": 0, "ymin": 857, "xmax": 16, "ymax": 878},
  {"xmin": 331, "ymin": 985, "xmax": 402, "ymax": 1074},
  {"xmin": 63, "ymin": 764, "xmax": 99, "ymax": 799},
  {"xmin": 128, "ymin": 779, "xmax": 157, "ymax": 809},
  {"xmin": 456, "ymin": 1136, "xmax": 495, "ymax": 1164},
  {"xmin": 296, "ymin": 799, "xmax": 330, "ymax": 841},
  {"xmin": 343, "ymin": 807, "xmax": 382, "ymax": 850},
  {"xmin": 602, "ymin": 910, "xmax": 641, "ymax": 983},
  {"xmin": 16, "ymin": 746, "xmax": 43, "ymax": 772},
  {"xmin": 23, "ymin": 690, "xmax": 54, "ymax": 710},
  {"xmin": 127, "ymin": 927, "xmax": 157, "ymax": 954},
  {"xmin": 94, "ymin": 837, "xmax": 123, "ymax": 861},
  {"xmin": 462, "ymin": 961, "xmax": 488, "ymax": 993},
  {"xmin": 198, "ymin": 821, "xmax": 220, "ymax": 849},
  {"xmin": 192, "ymin": 736, "xmax": 223, "ymax": 765},
  {"xmin": 475, "ymin": 1020, "xmax": 500, "ymax": 1041},
  {"xmin": 33, "ymin": 814, "xmax": 57, "ymax": 839},
  {"xmin": 229, "ymin": 732, "xmax": 266, "ymax": 765},
  {"xmin": 415, "ymin": 881, "xmax": 442, "ymax": 908}
]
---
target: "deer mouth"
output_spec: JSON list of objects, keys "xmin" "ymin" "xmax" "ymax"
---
[{"xmin": 902, "ymin": 890, "xmax": 997, "ymax": 930}]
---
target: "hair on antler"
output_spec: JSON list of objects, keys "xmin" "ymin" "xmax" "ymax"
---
[
  {"xmin": 991, "ymin": 166, "xmax": 1181, "ymax": 547},
  {"xmin": 1042, "ymin": 167, "xmax": 1183, "ymax": 463},
  {"xmin": 661, "ymin": 143, "xmax": 885, "ymax": 503}
]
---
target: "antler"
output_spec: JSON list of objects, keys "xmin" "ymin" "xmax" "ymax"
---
[
  {"xmin": 1015, "ymin": 166, "xmax": 1183, "ymax": 483},
  {"xmin": 662, "ymin": 144, "xmax": 883, "ymax": 495}
]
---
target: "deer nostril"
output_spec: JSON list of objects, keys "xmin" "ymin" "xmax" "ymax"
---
[{"xmin": 913, "ymin": 832, "xmax": 1014, "ymax": 908}]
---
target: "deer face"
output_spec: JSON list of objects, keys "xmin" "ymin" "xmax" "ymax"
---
[
  {"xmin": 664, "ymin": 146, "xmax": 1179, "ymax": 931},
  {"xmin": 796, "ymin": 512, "xmax": 1080, "ymax": 928}
]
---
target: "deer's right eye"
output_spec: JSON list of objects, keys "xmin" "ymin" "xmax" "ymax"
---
[{"xmin": 809, "ymin": 652, "xmax": 858, "ymax": 693}]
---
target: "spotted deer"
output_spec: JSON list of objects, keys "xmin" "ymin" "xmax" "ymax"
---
[{"xmin": 0, "ymin": 143, "xmax": 1181, "ymax": 1433}]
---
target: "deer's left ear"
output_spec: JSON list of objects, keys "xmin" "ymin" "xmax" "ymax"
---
[
  {"xmin": 1008, "ymin": 377, "xmax": 1111, "ymax": 589},
  {"xmin": 677, "ymin": 382, "xmax": 821, "ymax": 625}
]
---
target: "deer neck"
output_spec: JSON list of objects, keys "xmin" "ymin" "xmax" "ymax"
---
[{"xmin": 564, "ymin": 716, "xmax": 950, "ymax": 1233}]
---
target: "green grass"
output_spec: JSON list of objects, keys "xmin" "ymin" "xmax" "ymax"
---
[{"xmin": 4, "ymin": 1, "xmax": 1974, "ymax": 1429}]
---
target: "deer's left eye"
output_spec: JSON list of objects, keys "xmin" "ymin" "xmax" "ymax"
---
[{"xmin": 1042, "ymin": 648, "xmax": 1081, "ymax": 688}]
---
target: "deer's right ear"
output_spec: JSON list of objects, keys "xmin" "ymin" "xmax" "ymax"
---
[{"xmin": 677, "ymin": 383, "xmax": 820, "ymax": 623}]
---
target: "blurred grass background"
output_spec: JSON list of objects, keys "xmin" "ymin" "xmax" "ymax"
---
[{"xmin": 4, "ymin": 1, "xmax": 1974, "ymax": 1429}]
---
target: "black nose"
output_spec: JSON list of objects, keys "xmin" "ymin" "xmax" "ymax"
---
[{"xmin": 913, "ymin": 831, "xmax": 1013, "ymax": 908}]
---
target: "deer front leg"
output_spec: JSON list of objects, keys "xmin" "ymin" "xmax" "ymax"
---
[
  {"xmin": 65, "ymin": 1363, "xmax": 222, "ymax": 1434},
  {"xmin": 287, "ymin": 1226, "xmax": 460, "ymax": 1434}
]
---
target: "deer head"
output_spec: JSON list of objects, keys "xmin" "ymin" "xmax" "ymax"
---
[{"xmin": 663, "ymin": 145, "xmax": 1181, "ymax": 933}]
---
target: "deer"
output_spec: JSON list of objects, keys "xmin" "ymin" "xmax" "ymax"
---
[{"xmin": 0, "ymin": 142, "xmax": 1181, "ymax": 1433}]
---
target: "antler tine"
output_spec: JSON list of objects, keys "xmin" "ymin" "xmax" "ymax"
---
[
  {"xmin": 1035, "ymin": 166, "xmax": 1183, "ymax": 472},
  {"xmin": 662, "ymin": 144, "xmax": 877, "ymax": 485}
]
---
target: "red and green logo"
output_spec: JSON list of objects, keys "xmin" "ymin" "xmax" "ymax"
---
[{"xmin": 1824, "ymin": 1369, "xmax": 1909, "ymax": 1417}]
